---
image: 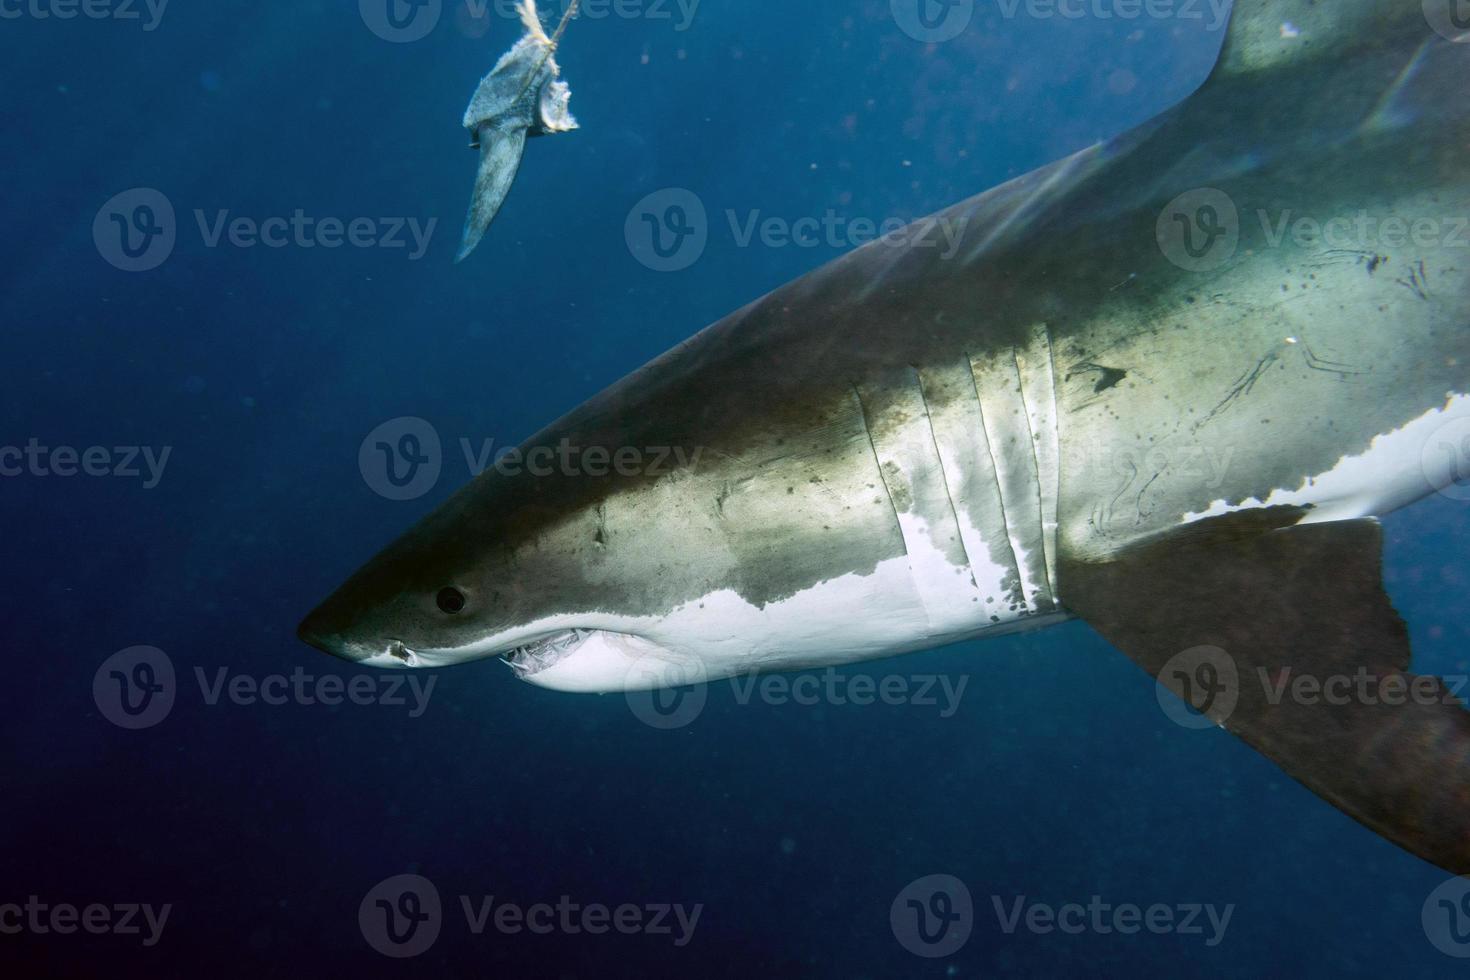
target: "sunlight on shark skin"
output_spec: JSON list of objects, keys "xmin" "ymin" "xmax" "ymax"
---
[
  {"xmin": 303, "ymin": 1, "xmax": 1470, "ymax": 874},
  {"xmin": 455, "ymin": 0, "xmax": 579, "ymax": 263},
  {"xmin": 1357, "ymin": 41, "xmax": 1435, "ymax": 135}
]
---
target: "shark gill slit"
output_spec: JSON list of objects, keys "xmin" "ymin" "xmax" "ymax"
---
[
  {"xmin": 911, "ymin": 365, "xmax": 980, "ymax": 587},
  {"xmin": 850, "ymin": 384, "xmax": 909, "ymax": 557},
  {"xmin": 964, "ymin": 352, "xmax": 1029, "ymax": 612},
  {"xmin": 1036, "ymin": 325, "xmax": 1062, "ymax": 599},
  {"xmin": 1010, "ymin": 331, "xmax": 1060, "ymax": 606}
]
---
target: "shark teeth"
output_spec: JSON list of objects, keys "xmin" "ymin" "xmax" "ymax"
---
[{"xmin": 502, "ymin": 629, "xmax": 593, "ymax": 678}]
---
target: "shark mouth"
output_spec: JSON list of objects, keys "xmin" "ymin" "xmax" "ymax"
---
[
  {"xmin": 501, "ymin": 629, "xmax": 595, "ymax": 678},
  {"xmin": 496, "ymin": 628, "xmax": 693, "ymax": 693}
]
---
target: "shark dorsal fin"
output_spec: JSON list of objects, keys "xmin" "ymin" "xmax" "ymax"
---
[{"xmin": 1209, "ymin": 0, "xmax": 1440, "ymax": 80}]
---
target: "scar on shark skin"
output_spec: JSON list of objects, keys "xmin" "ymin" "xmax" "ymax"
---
[
  {"xmin": 1068, "ymin": 362, "xmax": 1128, "ymax": 394},
  {"xmin": 1396, "ymin": 258, "xmax": 1431, "ymax": 301},
  {"xmin": 456, "ymin": 0, "xmax": 581, "ymax": 263}
]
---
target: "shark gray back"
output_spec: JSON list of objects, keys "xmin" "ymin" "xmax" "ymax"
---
[{"xmin": 304, "ymin": 0, "xmax": 1470, "ymax": 873}]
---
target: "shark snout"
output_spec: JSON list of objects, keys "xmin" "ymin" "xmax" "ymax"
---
[
  {"xmin": 297, "ymin": 602, "xmax": 373, "ymax": 664},
  {"xmin": 298, "ymin": 593, "xmax": 427, "ymax": 669}
]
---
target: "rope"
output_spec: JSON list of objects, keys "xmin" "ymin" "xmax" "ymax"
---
[{"xmin": 514, "ymin": 0, "xmax": 580, "ymax": 105}]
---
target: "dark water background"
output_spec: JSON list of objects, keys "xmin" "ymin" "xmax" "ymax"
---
[{"xmin": 3, "ymin": 0, "xmax": 1469, "ymax": 975}]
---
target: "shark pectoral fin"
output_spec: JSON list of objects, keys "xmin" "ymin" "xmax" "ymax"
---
[
  {"xmin": 456, "ymin": 124, "xmax": 530, "ymax": 264},
  {"xmin": 1060, "ymin": 510, "xmax": 1470, "ymax": 874}
]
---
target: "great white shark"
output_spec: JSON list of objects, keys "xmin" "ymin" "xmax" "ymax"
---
[{"xmin": 302, "ymin": 0, "xmax": 1470, "ymax": 873}]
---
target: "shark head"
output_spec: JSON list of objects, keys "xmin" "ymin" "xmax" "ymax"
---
[{"xmin": 297, "ymin": 450, "xmax": 716, "ymax": 693}]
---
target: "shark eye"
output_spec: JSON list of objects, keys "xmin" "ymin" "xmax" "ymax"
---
[{"xmin": 436, "ymin": 587, "xmax": 467, "ymax": 614}]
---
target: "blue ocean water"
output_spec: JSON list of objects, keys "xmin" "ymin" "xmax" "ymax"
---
[{"xmin": 4, "ymin": 0, "xmax": 1469, "ymax": 975}]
